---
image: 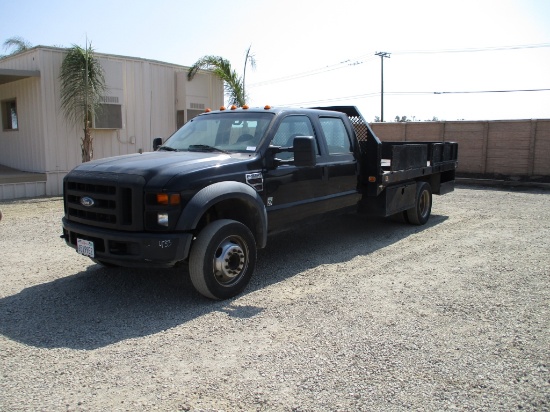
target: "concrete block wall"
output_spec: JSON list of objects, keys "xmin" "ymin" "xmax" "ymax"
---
[{"xmin": 371, "ymin": 120, "xmax": 550, "ymax": 179}]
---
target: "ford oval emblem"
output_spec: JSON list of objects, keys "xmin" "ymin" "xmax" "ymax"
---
[{"xmin": 80, "ymin": 196, "xmax": 95, "ymax": 207}]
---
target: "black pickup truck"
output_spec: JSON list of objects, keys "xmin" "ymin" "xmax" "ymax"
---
[{"xmin": 61, "ymin": 106, "xmax": 457, "ymax": 299}]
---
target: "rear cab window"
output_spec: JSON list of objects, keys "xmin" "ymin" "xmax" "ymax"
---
[{"xmin": 318, "ymin": 117, "xmax": 353, "ymax": 155}]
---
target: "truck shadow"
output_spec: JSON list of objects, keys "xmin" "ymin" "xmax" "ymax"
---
[{"xmin": 0, "ymin": 213, "xmax": 447, "ymax": 350}]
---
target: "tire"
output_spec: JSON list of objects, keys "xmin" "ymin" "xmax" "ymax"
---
[
  {"xmin": 189, "ymin": 219, "xmax": 257, "ymax": 300},
  {"xmin": 389, "ymin": 211, "xmax": 408, "ymax": 223},
  {"xmin": 406, "ymin": 182, "xmax": 432, "ymax": 225}
]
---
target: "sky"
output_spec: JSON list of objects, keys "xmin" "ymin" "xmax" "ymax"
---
[{"xmin": 2, "ymin": 0, "xmax": 550, "ymax": 121}]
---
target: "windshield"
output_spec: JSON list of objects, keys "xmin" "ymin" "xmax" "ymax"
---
[{"xmin": 161, "ymin": 112, "xmax": 274, "ymax": 153}]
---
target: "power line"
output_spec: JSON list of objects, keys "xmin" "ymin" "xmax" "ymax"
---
[
  {"xmin": 276, "ymin": 92, "xmax": 380, "ymax": 107},
  {"xmin": 392, "ymin": 43, "xmax": 550, "ymax": 55},
  {"xmin": 248, "ymin": 43, "xmax": 550, "ymax": 88},
  {"xmin": 248, "ymin": 55, "xmax": 377, "ymax": 87},
  {"xmin": 275, "ymin": 88, "xmax": 550, "ymax": 107},
  {"xmin": 434, "ymin": 88, "xmax": 550, "ymax": 94}
]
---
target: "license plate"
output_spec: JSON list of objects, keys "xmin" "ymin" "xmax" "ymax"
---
[{"xmin": 77, "ymin": 238, "xmax": 95, "ymax": 258}]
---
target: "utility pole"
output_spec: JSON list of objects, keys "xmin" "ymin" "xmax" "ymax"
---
[{"xmin": 375, "ymin": 51, "xmax": 390, "ymax": 122}]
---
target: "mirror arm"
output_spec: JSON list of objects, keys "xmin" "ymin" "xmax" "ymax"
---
[{"xmin": 265, "ymin": 146, "xmax": 294, "ymax": 169}]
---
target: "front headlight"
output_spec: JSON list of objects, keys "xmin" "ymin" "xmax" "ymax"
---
[{"xmin": 157, "ymin": 212, "xmax": 169, "ymax": 227}]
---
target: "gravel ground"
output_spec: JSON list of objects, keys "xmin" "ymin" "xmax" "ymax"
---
[{"xmin": 0, "ymin": 185, "xmax": 549, "ymax": 411}]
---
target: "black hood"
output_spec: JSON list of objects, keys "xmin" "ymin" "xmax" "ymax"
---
[{"xmin": 70, "ymin": 151, "xmax": 251, "ymax": 188}]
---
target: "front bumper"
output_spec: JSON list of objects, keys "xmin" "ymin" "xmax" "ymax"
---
[{"xmin": 62, "ymin": 218, "xmax": 193, "ymax": 268}]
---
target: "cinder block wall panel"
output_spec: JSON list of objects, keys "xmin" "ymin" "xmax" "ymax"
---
[
  {"xmin": 445, "ymin": 122, "xmax": 486, "ymax": 174},
  {"xmin": 370, "ymin": 123, "xmax": 405, "ymax": 141},
  {"xmin": 486, "ymin": 121, "xmax": 531, "ymax": 175},
  {"xmin": 371, "ymin": 119, "xmax": 550, "ymax": 177},
  {"xmin": 534, "ymin": 120, "xmax": 550, "ymax": 175},
  {"xmin": 405, "ymin": 122, "xmax": 443, "ymax": 142}
]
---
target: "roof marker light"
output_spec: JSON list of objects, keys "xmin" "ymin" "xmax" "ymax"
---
[
  {"xmin": 230, "ymin": 105, "xmax": 237, "ymax": 110},
  {"xmin": 242, "ymin": 105, "xmax": 249, "ymax": 109},
  {"xmin": 264, "ymin": 105, "xmax": 272, "ymax": 110},
  {"xmin": 205, "ymin": 108, "xmax": 211, "ymax": 113},
  {"xmin": 220, "ymin": 106, "xmax": 226, "ymax": 111}
]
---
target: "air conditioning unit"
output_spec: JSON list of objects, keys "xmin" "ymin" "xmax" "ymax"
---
[{"xmin": 93, "ymin": 96, "xmax": 123, "ymax": 129}]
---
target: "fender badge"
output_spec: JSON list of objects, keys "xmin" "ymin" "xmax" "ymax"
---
[{"xmin": 246, "ymin": 172, "xmax": 264, "ymax": 192}]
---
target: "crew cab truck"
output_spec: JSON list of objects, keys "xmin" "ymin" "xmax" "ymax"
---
[{"xmin": 61, "ymin": 106, "xmax": 458, "ymax": 300}]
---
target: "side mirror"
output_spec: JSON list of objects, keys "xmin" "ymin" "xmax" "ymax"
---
[
  {"xmin": 293, "ymin": 136, "xmax": 317, "ymax": 167},
  {"xmin": 153, "ymin": 137, "xmax": 163, "ymax": 151}
]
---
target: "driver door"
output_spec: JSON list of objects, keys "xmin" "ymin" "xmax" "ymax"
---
[{"xmin": 263, "ymin": 115, "xmax": 327, "ymax": 232}]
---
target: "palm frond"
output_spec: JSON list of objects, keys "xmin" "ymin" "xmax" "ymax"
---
[
  {"xmin": 242, "ymin": 45, "xmax": 256, "ymax": 102},
  {"xmin": 187, "ymin": 55, "xmax": 246, "ymax": 106},
  {"xmin": 2, "ymin": 36, "xmax": 32, "ymax": 55},
  {"xmin": 244, "ymin": 45, "xmax": 256, "ymax": 70}
]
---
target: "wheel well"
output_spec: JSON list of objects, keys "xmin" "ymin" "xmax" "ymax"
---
[
  {"xmin": 196, "ymin": 198, "xmax": 258, "ymax": 241},
  {"xmin": 417, "ymin": 175, "xmax": 437, "ymax": 192}
]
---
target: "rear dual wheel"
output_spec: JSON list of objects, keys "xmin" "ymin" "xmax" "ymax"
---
[
  {"xmin": 406, "ymin": 182, "xmax": 432, "ymax": 225},
  {"xmin": 189, "ymin": 219, "xmax": 257, "ymax": 300}
]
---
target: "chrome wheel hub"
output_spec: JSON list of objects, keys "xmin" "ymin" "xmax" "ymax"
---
[{"xmin": 213, "ymin": 237, "xmax": 246, "ymax": 285}]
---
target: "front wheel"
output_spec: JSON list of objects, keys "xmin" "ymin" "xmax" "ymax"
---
[
  {"xmin": 406, "ymin": 182, "xmax": 432, "ymax": 225},
  {"xmin": 189, "ymin": 219, "xmax": 257, "ymax": 300}
]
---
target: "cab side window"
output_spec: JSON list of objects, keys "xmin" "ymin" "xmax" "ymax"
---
[
  {"xmin": 319, "ymin": 117, "xmax": 353, "ymax": 154},
  {"xmin": 271, "ymin": 115, "xmax": 319, "ymax": 159}
]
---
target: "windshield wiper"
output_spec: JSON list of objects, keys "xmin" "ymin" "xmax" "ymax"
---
[
  {"xmin": 157, "ymin": 145, "xmax": 178, "ymax": 152},
  {"xmin": 188, "ymin": 145, "xmax": 229, "ymax": 154}
]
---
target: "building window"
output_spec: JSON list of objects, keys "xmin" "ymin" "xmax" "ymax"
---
[{"xmin": 2, "ymin": 99, "xmax": 18, "ymax": 131}]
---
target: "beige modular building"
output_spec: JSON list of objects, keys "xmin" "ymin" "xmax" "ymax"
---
[{"xmin": 0, "ymin": 46, "xmax": 223, "ymax": 200}]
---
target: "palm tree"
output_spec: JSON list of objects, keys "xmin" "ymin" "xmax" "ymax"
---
[
  {"xmin": 59, "ymin": 42, "xmax": 106, "ymax": 162},
  {"xmin": 188, "ymin": 55, "xmax": 245, "ymax": 106},
  {"xmin": 188, "ymin": 47, "xmax": 256, "ymax": 107},
  {"xmin": 1, "ymin": 36, "xmax": 32, "ymax": 58}
]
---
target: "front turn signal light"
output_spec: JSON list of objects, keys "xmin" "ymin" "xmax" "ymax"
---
[{"xmin": 156, "ymin": 193, "xmax": 181, "ymax": 205}]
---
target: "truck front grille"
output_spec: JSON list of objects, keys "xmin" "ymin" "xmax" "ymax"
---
[{"xmin": 64, "ymin": 172, "xmax": 145, "ymax": 231}]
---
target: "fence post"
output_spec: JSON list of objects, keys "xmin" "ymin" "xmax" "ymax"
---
[{"xmin": 527, "ymin": 120, "xmax": 537, "ymax": 177}]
